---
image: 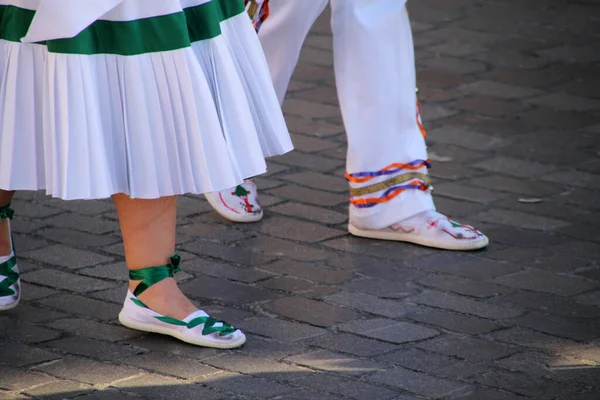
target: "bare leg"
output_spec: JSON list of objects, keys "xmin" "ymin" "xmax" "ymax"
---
[
  {"xmin": 0, "ymin": 190, "xmax": 16, "ymax": 256},
  {"xmin": 112, "ymin": 194, "xmax": 197, "ymax": 320}
]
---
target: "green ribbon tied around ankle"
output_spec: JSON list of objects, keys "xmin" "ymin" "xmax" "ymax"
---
[
  {"xmin": 0, "ymin": 202, "xmax": 17, "ymax": 296},
  {"xmin": 129, "ymin": 254, "xmax": 181, "ymax": 297},
  {"xmin": 0, "ymin": 202, "xmax": 14, "ymax": 220},
  {"xmin": 156, "ymin": 315, "xmax": 237, "ymax": 336},
  {"xmin": 0, "ymin": 256, "xmax": 18, "ymax": 296}
]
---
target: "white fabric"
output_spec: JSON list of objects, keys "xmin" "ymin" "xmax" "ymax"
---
[
  {"xmin": 259, "ymin": 0, "xmax": 435, "ymax": 229},
  {"xmin": 0, "ymin": 0, "xmax": 292, "ymax": 200}
]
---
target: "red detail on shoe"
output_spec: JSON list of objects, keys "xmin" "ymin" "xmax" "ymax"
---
[{"xmin": 219, "ymin": 193, "xmax": 241, "ymax": 215}]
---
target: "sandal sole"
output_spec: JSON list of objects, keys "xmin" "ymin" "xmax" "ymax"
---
[
  {"xmin": 119, "ymin": 312, "xmax": 246, "ymax": 349},
  {"xmin": 348, "ymin": 224, "xmax": 489, "ymax": 251}
]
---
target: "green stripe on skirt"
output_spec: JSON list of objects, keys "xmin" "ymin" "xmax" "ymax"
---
[{"xmin": 0, "ymin": 0, "xmax": 246, "ymax": 55}]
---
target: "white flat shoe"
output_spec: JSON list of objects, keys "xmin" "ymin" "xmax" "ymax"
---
[
  {"xmin": 205, "ymin": 179, "xmax": 263, "ymax": 223},
  {"xmin": 0, "ymin": 202, "xmax": 20, "ymax": 311},
  {"xmin": 349, "ymin": 210, "xmax": 489, "ymax": 251},
  {"xmin": 119, "ymin": 255, "xmax": 246, "ymax": 349}
]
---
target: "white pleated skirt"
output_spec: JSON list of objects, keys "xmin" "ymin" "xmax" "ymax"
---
[{"xmin": 0, "ymin": 0, "xmax": 292, "ymax": 200}]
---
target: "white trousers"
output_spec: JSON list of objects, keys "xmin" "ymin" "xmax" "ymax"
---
[{"xmin": 259, "ymin": 0, "xmax": 435, "ymax": 229}]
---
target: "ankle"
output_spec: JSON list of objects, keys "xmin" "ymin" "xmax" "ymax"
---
[{"xmin": 0, "ymin": 220, "xmax": 11, "ymax": 257}]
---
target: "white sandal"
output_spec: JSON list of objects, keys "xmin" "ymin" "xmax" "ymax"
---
[
  {"xmin": 0, "ymin": 202, "xmax": 20, "ymax": 311},
  {"xmin": 118, "ymin": 255, "xmax": 246, "ymax": 349},
  {"xmin": 349, "ymin": 210, "xmax": 489, "ymax": 251},
  {"xmin": 204, "ymin": 179, "xmax": 263, "ymax": 223}
]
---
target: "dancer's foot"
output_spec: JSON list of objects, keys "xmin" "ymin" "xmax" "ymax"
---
[
  {"xmin": 120, "ymin": 255, "xmax": 246, "ymax": 348},
  {"xmin": 205, "ymin": 179, "xmax": 263, "ymax": 223},
  {"xmin": 348, "ymin": 210, "xmax": 489, "ymax": 251},
  {"xmin": 0, "ymin": 202, "xmax": 20, "ymax": 310}
]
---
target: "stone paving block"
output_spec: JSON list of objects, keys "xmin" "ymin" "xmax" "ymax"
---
[
  {"xmin": 23, "ymin": 380, "xmax": 92, "ymax": 400},
  {"xmin": 181, "ymin": 240, "xmax": 277, "ymax": 266},
  {"xmin": 12, "ymin": 235, "xmax": 50, "ymax": 253},
  {"xmin": 125, "ymin": 335, "xmax": 220, "ymax": 361},
  {"xmin": 39, "ymin": 228, "xmax": 120, "ymax": 247},
  {"xmin": 526, "ymin": 93, "xmax": 600, "ymax": 112},
  {"xmin": 262, "ymin": 297, "xmax": 361, "ymax": 327},
  {"xmin": 495, "ymin": 291, "xmax": 600, "ymax": 319},
  {"xmin": 293, "ymin": 373, "xmax": 398, "ymax": 400},
  {"xmin": 46, "ymin": 318, "xmax": 142, "ymax": 341},
  {"xmin": 284, "ymin": 115, "xmax": 344, "ymax": 137},
  {"xmin": 274, "ymin": 151, "xmax": 344, "ymax": 174},
  {"xmin": 283, "ymin": 98, "xmax": 340, "ymax": 119},
  {"xmin": 489, "ymin": 327, "xmax": 581, "ymax": 353},
  {"xmin": 475, "ymin": 370, "xmax": 581, "ymax": 399},
  {"xmin": 267, "ymin": 185, "xmax": 348, "ymax": 207},
  {"xmin": 199, "ymin": 372, "xmax": 294, "ymax": 398},
  {"xmin": 258, "ymin": 276, "xmax": 317, "ymax": 293},
  {"xmin": 427, "ymin": 127, "xmax": 511, "ymax": 151},
  {"xmin": 286, "ymin": 350, "xmax": 385, "ymax": 377},
  {"xmin": 282, "ymin": 171, "xmax": 347, "ymax": 193},
  {"xmin": 122, "ymin": 353, "xmax": 217, "ymax": 379},
  {"xmin": 239, "ymin": 317, "xmax": 326, "ymax": 342},
  {"xmin": 79, "ymin": 262, "xmax": 128, "ymax": 282},
  {"xmin": 114, "ymin": 373, "xmax": 223, "ymax": 399},
  {"xmin": 68, "ymin": 389, "xmax": 138, "ymax": 399},
  {"xmin": 22, "ymin": 269, "xmax": 118, "ymax": 293},
  {"xmin": 46, "ymin": 336, "xmax": 142, "ymax": 361},
  {"xmin": 472, "ymin": 156, "xmax": 556, "ymax": 178},
  {"xmin": 406, "ymin": 307, "xmax": 502, "ymax": 335},
  {"xmin": 411, "ymin": 290, "xmax": 524, "ymax": 320},
  {"xmin": 307, "ymin": 333, "xmax": 399, "ymax": 358},
  {"xmin": 43, "ymin": 214, "xmax": 119, "ymax": 235},
  {"xmin": 417, "ymin": 273, "xmax": 511, "ymax": 298},
  {"xmin": 512, "ymin": 312, "xmax": 600, "ymax": 341},
  {"xmin": 288, "ymin": 132, "xmax": 339, "ymax": 153},
  {"xmin": 340, "ymin": 278, "xmax": 419, "ymax": 299},
  {"xmin": 447, "ymin": 96, "xmax": 531, "ymax": 117},
  {"xmin": 19, "ymin": 282, "xmax": 58, "ymax": 302},
  {"xmin": 0, "ymin": 366, "xmax": 55, "ymax": 390},
  {"xmin": 474, "ymin": 209, "xmax": 570, "ymax": 230},
  {"xmin": 0, "ymin": 340, "xmax": 62, "ymax": 368},
  {"xmin": 181, "ymin": 275, "xmax": 281, "ymax": 305},
  {"xmin": 0, "ymin": 319, "xmax": 61, "ymax": 344},
  {"xmin": 3, "ymin": 303, "xmax": 68, "ymax": 323},
  {"xmin": 237, "ymin": 335, "xmax": 308, "ymax": 360},
  {"xmin": 38, "ymin": 294, "xmax": 123, "ymax": 321},
  {"xmin": 339, "ymin": 318, "xmax": 439, "ymax": 344},
  {"xmin": 179, "ymin": 222, "xmax": 249, "ymax": 243},
  {"xmin": 260, "ymin": 259, "xmax": 353, "ymax": 284},
  {"xmin": 455, "ymin": 387, "xmax": 529, "ymax": 400},
  {"xmin": 270, "ymin": 202, "xmax": 348, "ymax": 225},
  {"xmin": 238, "ymin": 235, "xmax": 333, "ymax": 262},
  {"xmin": 417, "ymin": 335, "xmax": 519, "ymax": 362},
  {"xmin": 190, "ymin": 261, "xmax": 275, "ymax": 283},
  {"xmin": 541, "ymin": 170, "xmax": 600, "ymax": 191},
  {"xmin": 203, "ymin": 353, "xmax": 311, "ymax": 382},
  {"xmin": 323, "ymin": 291, "xmax": 407, "ymax": 318},
  {"xmin": 433, "ymin": 182, "xmax": 509, "ymax": 203},
  {"xmin": 33, "ymin": 356, "xmax": 141, "ymax": 385},
  {"xmin": 420, "ymin": 56, "xmax": 487, "ymax": 75},
  {"xmin": 259, "ymin": 216, "xmax": 345, "ymax": 243},
  {"xmin": 485, "ymin": 226, "xmax": 565, "ymax": 248},
  {"xmin": 367, "ymin": 367, "xmax": 472, "ymax": 399},
  {"xmin": 410, "ymin": 253, "xmax": 523, "ymax": 280},
  {"xmin": 376, "ymin": 348, "xmax": 485, "ymax": 380},
  {"xmin": 494, "ymin": 269, "xmax": 599, "ymax": 297},
  {"xmin": 21, "ymin": 244, "xmax": 113, "ymax": 270},
  {"xmin": 323, "ymin": 236, "xmax": 433, "ymax": 263},
  {"xmin": 467, "ymin": 175, "xmax": 564, "ymax": 197},
  {"xmin": 457, "ymin": 80, "xmax": 544, "ymax": 99}
]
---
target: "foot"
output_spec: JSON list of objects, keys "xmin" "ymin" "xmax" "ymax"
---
[
  {"xmin": 348, "ymin": 210, "xmax": 489, "ymax": 251},
  {"xmin": 0, "ymin": 204, "xmax": 20, "ymax": 311},
  {"xmin": 119, "ymin": 255, "xmax": 246, "ymax": 348},
  {"xmin": 204, "ymin": 179, "xmax": 263, "ymax": 223}
]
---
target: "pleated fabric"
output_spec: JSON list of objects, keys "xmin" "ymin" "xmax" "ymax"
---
[{"xmin": 0, "ymin": 0, "xmax": 292, "ymax": 200}]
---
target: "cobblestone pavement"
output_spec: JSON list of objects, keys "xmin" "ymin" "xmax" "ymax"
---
[{"xmin": 2, "ymin": 1, "xmax": 600, "ymax": 399}]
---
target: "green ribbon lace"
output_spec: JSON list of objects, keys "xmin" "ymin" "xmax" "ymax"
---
[
  {"xmin": 0, "ymin": 202, "xmax": 14, "ymax": 220},
  {"xmin": 128, "ymin": 253, "xmax": 237, "ymax": 336},
  {"xmin": 0, "ymin": 256, "xmax": 18, "ymax": 296},
  {"xmin": 155, "ymin": 315, "xmax": 237, "ymax": 336},
  {"xmin": 0, "ymin": 202, "xmax": 17, "ymax": 296},
  {"xmin": 129, "ymin": 254, "xmax": 181, "ymax": 297}
]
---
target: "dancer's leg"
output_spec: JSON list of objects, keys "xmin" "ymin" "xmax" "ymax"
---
[
  {"xmin": 113, "ymin": 194, "xmax": 196, "ymax": 320},
  {"xmin": 329, "ymin": 0, "xmax": 488, "ymax": 250},
  {"xmin": 0, "ymin": 190, "xmax": 15, "ymax": 256}
]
